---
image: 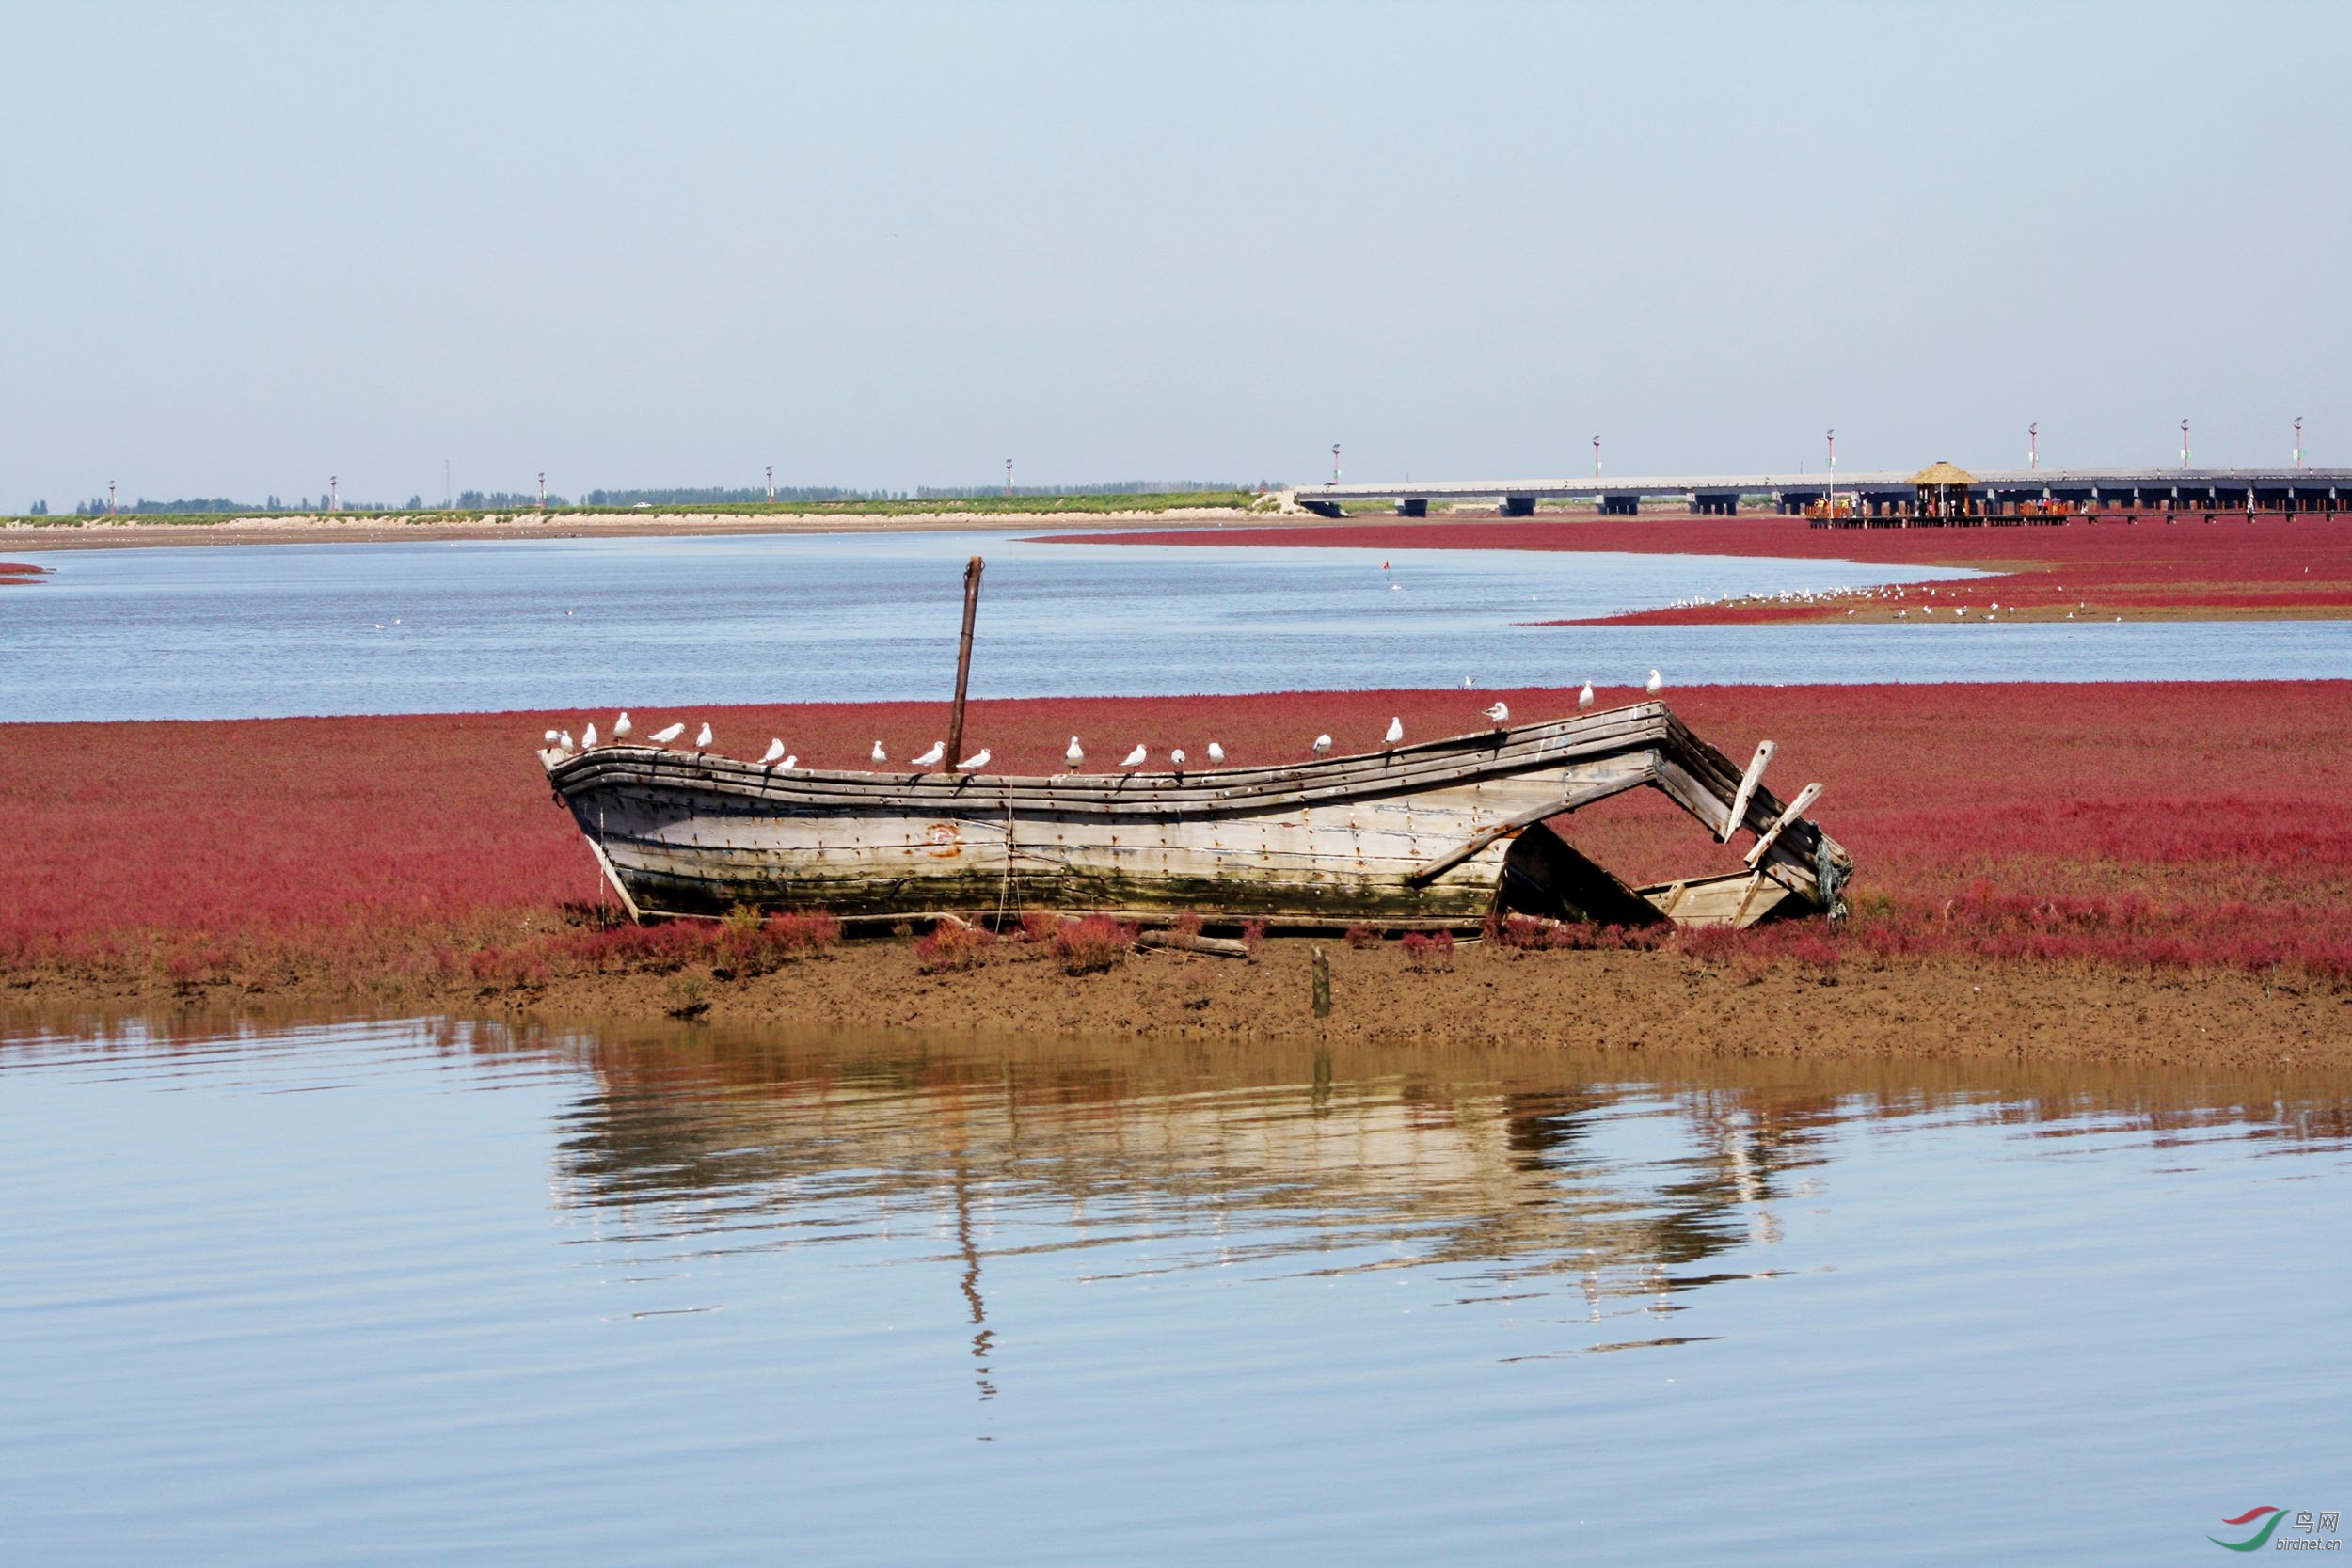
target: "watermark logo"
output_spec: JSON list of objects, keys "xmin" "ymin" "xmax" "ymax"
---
[{"xmin": 2209, "ymin": 1507, "xmax": 2341, "ymax": 1553}]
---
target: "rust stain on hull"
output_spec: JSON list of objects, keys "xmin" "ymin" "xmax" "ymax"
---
[{"xmin": 543, "ymin": 702, "xmax": 1852, "ymax": 929}]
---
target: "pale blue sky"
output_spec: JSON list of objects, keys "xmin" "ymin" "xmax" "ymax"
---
[{"xmin": 5, "ymin": 1, "xmax": 2344, "ymax": 507}]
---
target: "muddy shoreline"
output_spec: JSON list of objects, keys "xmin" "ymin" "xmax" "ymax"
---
[{"xmin": 9, "ymin": 941, "xmax": 2344, "ymax": 1074}]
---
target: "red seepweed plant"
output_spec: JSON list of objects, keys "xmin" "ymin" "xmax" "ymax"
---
[
  {"xmin": 1054, "ymin": 512, "xmax": 2352, "ymax": 625},
  {"xmin": 1399, "ymin": 931, "xmax": 1454, "ymax": 972},
  {"xmin": 913, "ymin": 919, "xmax": 992, "ymax": 974},
  {"xmin": 7, "ymin": 681, "xmax": 2351, "ymax": 991},
  {"xmin": 1052, "ymin": 915, "xmax": 1137, "ymax": 975}
]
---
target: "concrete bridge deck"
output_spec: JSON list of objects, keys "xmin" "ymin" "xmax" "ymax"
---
[{"xmin": 1298, "ymin": 467, "xmax": 2352, "ymax": 517}]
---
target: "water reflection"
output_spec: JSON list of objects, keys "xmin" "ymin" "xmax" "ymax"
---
[
  {"xmin": 8, "ymin": 1009, "xmax": 2349, "ymax": 1565},
  {"xmin": 532, "ymin": 1024, "xmax": 2352, "ymax": 1377}
]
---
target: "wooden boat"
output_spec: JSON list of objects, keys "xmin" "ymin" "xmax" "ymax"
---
[{"xmin": 541, "ymin": 700, "xmax": 1851, "ymax": 932}]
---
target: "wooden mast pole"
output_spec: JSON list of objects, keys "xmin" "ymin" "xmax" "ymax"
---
[{"xmin": 946, "ymin": 555, "xmax": 984, "ymax": 766}]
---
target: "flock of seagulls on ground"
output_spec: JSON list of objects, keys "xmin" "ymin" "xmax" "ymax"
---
[
  {"xmin": 537, "ymin": 672, "xmax": 1672, "ymax": 774},
  {"xmin": 1662, "ymin": 581, "xmax": 2124, "ymax": 623}
]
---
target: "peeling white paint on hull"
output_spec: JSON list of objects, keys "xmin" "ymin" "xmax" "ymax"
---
[{"xmin": 541, "ymin": 702, "xmax": 1851, "ymax": 929}]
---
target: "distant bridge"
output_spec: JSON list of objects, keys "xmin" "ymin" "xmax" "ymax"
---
[{"xmin": 1295, "ymin": 467, "xmax": 2352, "ymax": 518}]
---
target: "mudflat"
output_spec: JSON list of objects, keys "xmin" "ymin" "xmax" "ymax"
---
[{"xmin": 11, "ymin": 937, "xmax": 2345, "ymax": 1075}]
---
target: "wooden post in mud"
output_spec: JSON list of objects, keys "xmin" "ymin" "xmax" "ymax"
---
[
  {"xmin": 946, "ymin": 556, "xmax": 984, "ymax": 768},
  {"xmin": 1311, "ymin": 945, "xmax": 1332, "ymax": 1018}
]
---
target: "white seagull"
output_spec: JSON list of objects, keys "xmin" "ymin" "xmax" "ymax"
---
[
  {"xmin": 779, "ymin": 754, "xmax": 797, "ymax": 769},
  {"xmin": 1462, "ymin": 675, "xmax": 1473, "ymax": 689},
  {"xmin": 758, "ymin": 738, "xmax": 787, "ymax": 767},
  {"xmin": 648, "ymin": 721, "xmax": 687, "ymax": 747},
  {"xmin": 871, "ymin": 740, "xmax": 887, "ymax": 765},
  {"xmin": 1170, "ymin": 748, "xmax": 1187, "ymax": 768},
  {"xmin": 542, "ymin": 729, "xmax": 559, "ymax": 744},
  {"xmin": 911, "ymin": 741, "xmax": 946, "ymax": 769},
  {"xmin": 1066, "ymin": 736, "xmax": 1085, "ymax": 770},
  {"xmin": 1311, "ymin": 734, "xmax": 1332, "ymax": 757},
  {"xmin": 1645, "ymin": 668, "xmax": 1664, "ymax": 695},
  {"xmin": 958, "ymin": 747, "xmax": 991, "ymax": 771},
  {"xmin": 693, "ymin": 721, "xmax": 713, "ymax": 751},
  {"xmin": 1120, "ymin": 744, "xmax": 1148, "ymax": 768},
  {"xmin": 613, "ymin": 712, "xmax": 633, "ymax": 741},
  {"xmin": 1578, "ymin": 681, "xmax": 1596, "ymax": 710},
  {"xmin": 559, "ymin": 729, "xmax": 576, "ymax": 752},
  {"xmin": 1483, "ymin": 702, "xmax": 1510, "ymax": 725},
  {"xmin": 581, "ymin": 722, "xmax": 598, "ymax": 749},
  {"xmin": 1383, "ymin": 716, "xmax": 1404, "ymax": 746},
  {"xmin": 1207, "ymin": 741, "xmax": 1226, "ymax": 764}
]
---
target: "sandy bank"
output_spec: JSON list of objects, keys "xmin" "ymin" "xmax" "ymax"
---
[{"xmin": 0, "ymin": 506, "xmax": 1261, "ymax": 553}]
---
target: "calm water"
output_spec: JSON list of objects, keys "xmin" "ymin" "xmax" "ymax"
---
[
  {"xmin": 8, "ymin": 529, "xmax": 2347, "ymax": 723},
  {"xmin": 4, "ymin": 1015, "xmax": 2345, "ymax": 1564}
]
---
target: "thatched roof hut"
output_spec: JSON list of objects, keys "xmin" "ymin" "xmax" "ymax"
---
[{"xmin": 1911, "ymin": 460, "xmax": 1976, "ymax": 518}]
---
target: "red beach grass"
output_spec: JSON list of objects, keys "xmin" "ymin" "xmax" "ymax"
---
[
  {"xmin": 1054, "ymin": 513, "xmax": 2352, "ymax": 623},
  {"xmin": 6, "ymin": 681, "xmax": 2350, "ymax": 989}
]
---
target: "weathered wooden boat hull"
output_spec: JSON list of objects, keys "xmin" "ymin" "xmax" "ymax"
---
[{"xmin": 543, "ymin": 702, "xmax": 1851, "ymax": 929}]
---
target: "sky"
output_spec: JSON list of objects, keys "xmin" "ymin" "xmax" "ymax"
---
[{"xmin": 5, "ymin": 0, "xmax": 2346, "ymax": 507}]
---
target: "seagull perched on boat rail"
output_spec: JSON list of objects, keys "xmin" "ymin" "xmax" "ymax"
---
[
  {"xmin": 1120, "ymin": 744, "xmax": 1148, "ymax": 768},
  {"xmin": 1170, "ymin": 748, "xmax": 1187, "ymax": 769},
  {"xmin": 542, "ymin": 728, "xmax": 560, "ymax": 745},
  {"xmin": 1311, "ymin": 734, "xmax": 1333, "ymax": 757},
  {"xmin": 1646, "ymin": 669, "xmax": 1664, "ymax": 695},
  {"xmin": 559, "ymin": 730, "xmax": 576, "ymax": 752},
  {"xmin": 648, "ymin": 721, "xmax": 687, "ymax": 748},
  {"xmin": 694, "ymin": 721, "xmax": 713, "ymax": 751},
  {"xmin": 581, "ymin": 722, "xmax": 598, "ymax": 749},
  {"xmin": 1483, "ymin": 702, "xmax": 1509, "ymax": 726},
  {"xmin": 1207, "ymin": 741, "xmax": 1225, "ymax": 764},
  {"xmin": 911, "ymin": 741, "xmax": 946, "ymax": 769},
  {"xmin": 759, "ymin": 738, "xmax": 786, "ymax": 767},
  {"xmin": 1066, "ymin": 736, "xmax": 1085, "ymax": 771},
  {"xmin": 613, "ymin": 712, "xmax": 633, "ymax": 741},
  {"xmin": 1578, "ymin": 681, "xmax": 1595, "ymax": 710},
  {"xmin": 1383, "ymin": 717, "xmax": 1404, "ymax": 747},
  {"xmin": 957, "ymin": 748, "xmax": 991, "ymax": 771},
  {"xmin": 871, "ymin": 740, "xmax": 887, "ymax": 765}
]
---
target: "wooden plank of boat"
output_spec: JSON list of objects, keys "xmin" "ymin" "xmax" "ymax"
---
[
  {"xmin": 541, "ymin": 701, "xmax": 1851, "ymax": 928},
  {"xmin": 1636, "ymin": 870, "xmax": 1795, "ymax": 928}
]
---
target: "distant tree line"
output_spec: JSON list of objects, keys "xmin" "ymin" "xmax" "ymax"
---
[
  {"xmin": 74, "ymin": 496, "xmax": 260, "ymax": 515},
  {"xmin": 31, "ymin": 479, "xmax": 1268, "ymax": 518},
  {"xmin": 578, "ymin": 485, "xmax": 868, "ymax": 506},
  {"xmin": 912, "ymin": 480, "xmax": 1245, "ymax": 499},
  {"xmin": 454, "ymin": 490, "xmax": 564, "ymax": 509}
]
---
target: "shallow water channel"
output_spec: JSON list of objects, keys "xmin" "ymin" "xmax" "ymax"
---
[
  {"xmin": 4, "ymin": 1014, "xmax": 2345, "ymax": 1563},
  {"xmin": 9, "ymin": 528, "xmax": 2349, "ymax": 722}
]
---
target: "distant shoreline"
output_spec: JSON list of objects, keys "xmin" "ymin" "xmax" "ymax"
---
[{"xmin": 0, "ymin": 504, "xmax": 1276, "ymax": 553}]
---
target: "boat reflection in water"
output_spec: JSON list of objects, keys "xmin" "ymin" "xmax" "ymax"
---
[{"xmin": 536, "ymin": 1022, "xmax": 2347, "ymax": 1389}]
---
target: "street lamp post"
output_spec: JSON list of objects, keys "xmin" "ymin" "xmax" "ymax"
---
[
  {"xmin": 1592, "ymin": 435, "xmax": 1601, "ymax": 479},
  {"xmin": 2029, "ymin": 422, "xmax": 2038, "ymax": 471},
  {"xmin": 2181, "ymin": 420, "xmax": 2191, "ymax": 470},
  {"xmin": 1331, "ymin": 444, "xmax": 1341, "ymax": 485}
]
